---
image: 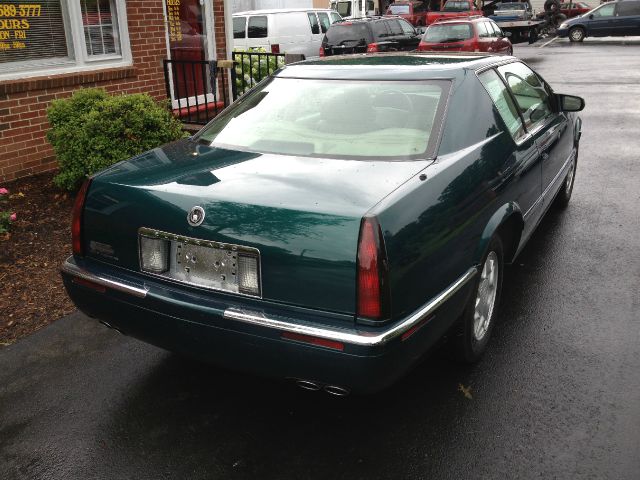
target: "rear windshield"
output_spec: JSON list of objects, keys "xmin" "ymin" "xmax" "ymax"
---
[
  {"xmin": 443, "ymin": 1, "xmax": 471, "ymax": 11},
  {"xmin": 196, "ymin": 78, "xmax": 448, "ymax": 160},
  {"xmin": 325, "ymin": 23, "xmax": 372, "ymax": 45},
  {"xmin": 389, "ymin": 5, "xmax": 411, "ymax": 14},
  {"xmin": 424, "ymin": 23, "xmax": 473, "ymax": 42}
]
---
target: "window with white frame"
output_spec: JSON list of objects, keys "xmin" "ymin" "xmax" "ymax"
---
[{"xmin": 0, "ymin": 0, "xmax": 130, "ymax": 79}]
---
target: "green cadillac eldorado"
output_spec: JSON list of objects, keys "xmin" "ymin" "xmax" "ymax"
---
[{"xmin": 61, "ymin": 53, "xmax": 584, "ymax": 395}]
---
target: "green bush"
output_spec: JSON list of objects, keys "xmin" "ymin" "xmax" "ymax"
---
[
  {"xmin": 234, "ymin": 48, "xmax": 285, "ymax": 97},
  {"xmin": 47, "ymin": 88, "xmax": 187, "ymax": 191}
]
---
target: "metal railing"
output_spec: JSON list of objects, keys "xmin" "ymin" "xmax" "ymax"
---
[
  {"xmin": 231, "ymin": 51, "xmax": 286, "ymax": 100},
  {"xmin": 162, "ymin": 59, "xmax": 232, "ymax": 125}
]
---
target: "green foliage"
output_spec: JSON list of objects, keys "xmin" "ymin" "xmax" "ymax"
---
[
  {"xmin": 47, "ymin": 88, "xmax": 187, "ymax": 191},
  {"xmin": 0, "ymin": 188, "xmax": 15, "ymax": 234},
  {"xmin": 234, "ymin": 48, "xmax": 285, "ymax": 97}
]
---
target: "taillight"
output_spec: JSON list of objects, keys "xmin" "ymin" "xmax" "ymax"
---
[
  {"xmin": 319, "ymin": 45, "xmax": 325, "ymax": 57},
  {"xmin": 271, "ymin": 44, "xmax": 280, "ymax": 54},
  {"xmin": 356, "ymin": 216, "xmax": 391, "ymax": 323},
  {"xmin": 366, "ymin": 42, "xmax": 379, "ymax": 53},
  {"xmin": 72, "ymin": 177, "xmax": 92, "ymax": 256}
]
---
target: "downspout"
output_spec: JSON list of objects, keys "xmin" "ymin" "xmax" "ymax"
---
[{"xmin": 223, "ymin": 0, "xmax": 235, "ymax": 102}]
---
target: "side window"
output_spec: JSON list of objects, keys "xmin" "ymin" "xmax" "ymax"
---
[
  {"xmin": 497, "ymin": 62, "xmax": 553, "ymax": 129},
  {"xmin": 318, "ymin": 12, "xmax": 331, "ymax": 33},
  {"xmin": 248, "ymin": 16, "xmax": 268, "ymax": 38},
  {"xmin": 616, "ymin": 1, "xmax": 640, "ymax": 16},
  {"xmin": 233, "ymin": 17, "xmax": 246, "ymax": 39},
  {"xmin": 490, "ymin": 22, "xmax": 503, "ymax": 37},
  {"xmin": 398, "ymin": 19, "xmax": 416, "ymax": 35},
  {"xmin": 592, "ymin": 3, "xmax": 615, "ymax": 16},
  {"xmin": 330, "ymin": 12, "xmax": 342, "ymax": 23},
  {"xmin": 372, "ymin": 21, "xmax": 390, "ymax": 39},
  {"xmin": 478, "ymin": 69, "xmax": 526, "ymax": 140},
  {"xmin": 487, "ymin": 22, "xmax": 499, "ymax": 37},
  {"xmin": 476, "ymin": 21, "xmax": 491, "ymax": 38},
  {"xmin": 388, "ymin": 20, "xmax": 404, "ymax": 35},
  {"xmin": 307, "ymin": 12, "xmax": 320, "ymax": 34}
]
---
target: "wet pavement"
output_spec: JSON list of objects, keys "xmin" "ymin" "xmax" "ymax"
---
[{"xmin": 2, "ymin": 39, "xmax": 639, "ymax": 479}]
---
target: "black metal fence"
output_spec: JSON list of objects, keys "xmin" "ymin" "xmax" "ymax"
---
[
  {"xmin": 162, "ymin": 59, "xmax": 232, "ymax": 125},
  {"xmin": 163, "ymin": 52, "xmax": 291, "ymax": 125},
  {"xmin": 231, "ymin": 51, "xmax": 286, "ymax": 100}
]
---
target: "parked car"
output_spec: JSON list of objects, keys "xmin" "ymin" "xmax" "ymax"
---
[
  {"xmin": 233, "ymin": 8, "xmax": 342, "ymax": 57},
  {"xmin": 330, "ymin": 0, "xmax": 380, "ymax": 19},
  {"xmin": 559, "ymin": 1, "xmax": 592, "ymax": 17},
  {"xmin": 386, "ymin": 1, "xmax": 431, "ymax": 26},
  {"xmin": 418, "ymin": 17, "xmax": 513, "ymax": 54},
  {"xmin": 557, "ymin": 0, "xmax": 640, "ymax": 41},
  {"xmin": 62, "ymin": 53, "xmax": 584, "ymax": 395},
  {"xmin": 320, "ymin": 16, "xmax": 421, "ymax": 56},
  {"xmin": 426, "ymin": 0, "xmax": 483, "ymax": 24}
]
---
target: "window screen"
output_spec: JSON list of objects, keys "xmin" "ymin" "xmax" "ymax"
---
[
  {"xmin": 81, "ymin": 0, "xmax": 120, "ymax": 56},
  {"xmin": 0, "ymin": 1, "xmax": 69, "ymax": 64},
  {"xmin": 248, "ymin": 16, "xmax": 267, "ymax": 38}
]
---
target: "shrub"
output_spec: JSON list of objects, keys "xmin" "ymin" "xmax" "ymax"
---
[
  {"xmin": 234, "ymin": 48, "xmax": 285, "ymax": 97},
  {"xmin": 47, "ymin": 88, "xmax": 187, "ymax": 191},
  {"xmin": 0, "ymin": 187, "xmax": 16, "ymax": 234}
]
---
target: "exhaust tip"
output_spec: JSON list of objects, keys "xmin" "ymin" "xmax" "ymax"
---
[
  {"xmin": 324, "ymin": 385, "xmax": 350, "ymax": 397},
  {"xmin": 99, "ymin": 320, "xmax": 124, "ymax": 335},
  {"xmin": 295, "ymin": 379, "xmax": 322, "ymax": 392}
]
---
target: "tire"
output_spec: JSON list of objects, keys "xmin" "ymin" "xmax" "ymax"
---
[
  {"xmin": 452, "ymin": 235, "xmax": 504, "ymax": 363},
  {"xmin": 554, "ymin": 151, "xmax": 577, "ymax": 209},
  {"xmin": 569, "ymin": 27, "xmax": 585, "ymax": 42}
]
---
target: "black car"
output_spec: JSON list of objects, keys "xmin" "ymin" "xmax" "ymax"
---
[
  {"xmin": 320, "ymin": 17, "xmax": 422, "ymax": 56},
  {"xmin": 557, "ymin": 0, "xmax": 640, "ymax": 42}
]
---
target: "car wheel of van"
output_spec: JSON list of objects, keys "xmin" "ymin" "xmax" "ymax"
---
[
  {"xmin": 554, "ymin": 151, "xmax": 577, "ymax": 208},
  {"xmin": 569, "ymin": 27, "xmax": 585, "ymax": 42},
  {"xmin": 452, "ymin": 235, "xmax": 503, "ymax": 363}
]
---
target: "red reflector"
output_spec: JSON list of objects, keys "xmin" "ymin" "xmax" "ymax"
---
[
  {"xmin": 319, "ymin": 45, "xmax": 325, "ymax": 57},
  {"xmin": 281, "ymin": 332, "xmax": 344, "ymax": 351},
  {"xmin": 366, "ymin": 42, "xmax": 379, "ymax": 53},
  {"xmin": 401, "ymin": 316, "xmax": 432, "ymax": 341},
  {"xmin": 271, "ymin": 44, "xmax": 280, "ymax": 54},
  {"xmin": 72, "ymin": 277, "xmax": 106, "ymax": 293},
  {"xmin": 72, "ymin": 178, "xmax": 92, "ymax": 257}
]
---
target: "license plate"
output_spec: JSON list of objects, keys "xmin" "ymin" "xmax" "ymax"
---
[{"xmin": 138, "ymin": 228, "xmax": 261, "ymax": 297}]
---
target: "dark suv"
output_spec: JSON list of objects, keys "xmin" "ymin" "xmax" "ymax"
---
[{"xmin": 320, "ymin": 17, "xmax": 422, "ymax": 56}]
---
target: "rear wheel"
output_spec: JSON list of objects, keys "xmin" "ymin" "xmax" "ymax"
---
[
  {"xmin": 569, "ymin": 26, "xmax": 585, "ymax": 42},
  {"xmin": 452, "ymin": 236, "xmax": 504, "ymax": 363}
]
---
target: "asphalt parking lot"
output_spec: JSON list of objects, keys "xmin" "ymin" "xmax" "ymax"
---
[{"xmin": 1, "ymin": 38, "xmax": 639, "ymax": 479}]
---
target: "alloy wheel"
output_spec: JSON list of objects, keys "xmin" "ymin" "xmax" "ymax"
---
[{"xmin": 473, "ymin": 251, "xmax": 499, "ymax": 341}]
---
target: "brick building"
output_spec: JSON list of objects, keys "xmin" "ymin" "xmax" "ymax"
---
[{"xmin": 0, "ymin": 0, "xmax": 233, "ymax": 182}]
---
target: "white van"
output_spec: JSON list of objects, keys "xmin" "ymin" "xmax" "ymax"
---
[{"xmin": 233, "ymin": 8, "xmax": 343, "ymax": 59}]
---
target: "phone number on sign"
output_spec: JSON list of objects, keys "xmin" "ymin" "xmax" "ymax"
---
[{"xmin": 0, "ymin": 4, "xmax": 42, "ymax": 17}]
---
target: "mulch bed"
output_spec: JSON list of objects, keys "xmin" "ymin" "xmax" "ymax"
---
[{"xmin": 0, "ymin": 171, "xmax": 76, "ymax": 347}]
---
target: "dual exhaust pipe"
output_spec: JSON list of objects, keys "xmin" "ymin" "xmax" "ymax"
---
[{"xmin": 295, "ymin": 379, "xmax": 350, "ymax": 396}]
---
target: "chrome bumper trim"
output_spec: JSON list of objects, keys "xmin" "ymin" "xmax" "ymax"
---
[
  {"xmin": 224, "ymin": 267, "xmax": 478, "ymax": 347},
  {"xmin": 61, "ymin": 258, "xmax": 148, "ymax": 298}
]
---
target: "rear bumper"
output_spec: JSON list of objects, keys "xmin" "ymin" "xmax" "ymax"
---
[{"xmin": 61, "ymin": 257, "xmax": 475, "ymax": 393}]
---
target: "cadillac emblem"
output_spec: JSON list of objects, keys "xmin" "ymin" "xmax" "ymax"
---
[{"xmin": 187, "ymin": 206, "xmax": 205, "ymax": 227}]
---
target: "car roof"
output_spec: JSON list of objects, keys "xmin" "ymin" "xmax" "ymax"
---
[
  {"xmin": 430, "ymin": 16, "xmax": 490, "ymax": 25},
  {"xmin": 277, "ymin": 53, "xmax": 510, "ymax": 81},
  {"xmin": 233, "ymin": 8, "xmax": 334, "ymax": 16}
]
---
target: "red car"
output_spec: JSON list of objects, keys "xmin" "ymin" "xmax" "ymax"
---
[
  {"xmin": 560, "ymin": 1, "xmax": 592, "ymax": 17},
  {"xmin": 418, "ymin": 17, "xmax": 513, "ymax": 55},
  {"xmin": 386, "ymin": 1, "xmax": 430, "ymax": 26}
]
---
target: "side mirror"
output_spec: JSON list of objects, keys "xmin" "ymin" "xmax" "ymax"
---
[
  {"xmin": 557, "ymin": 94, "xmax": 585, "ymax": 112},
  {"xmin": 416, "ymin": 26, "xmax": 426, "ymax": 35},
  {"xmin": 504, "ymin": 31, "xmax": 512, "ymax": 37},
  {"xmin": 589, "ymin": 13, "xmax": 594, "ymax": 19}
]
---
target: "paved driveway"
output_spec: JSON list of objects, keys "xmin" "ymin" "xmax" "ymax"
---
[{"xmin": 1, "ymin": 38, "xmax": 639, "ymax": 479}]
